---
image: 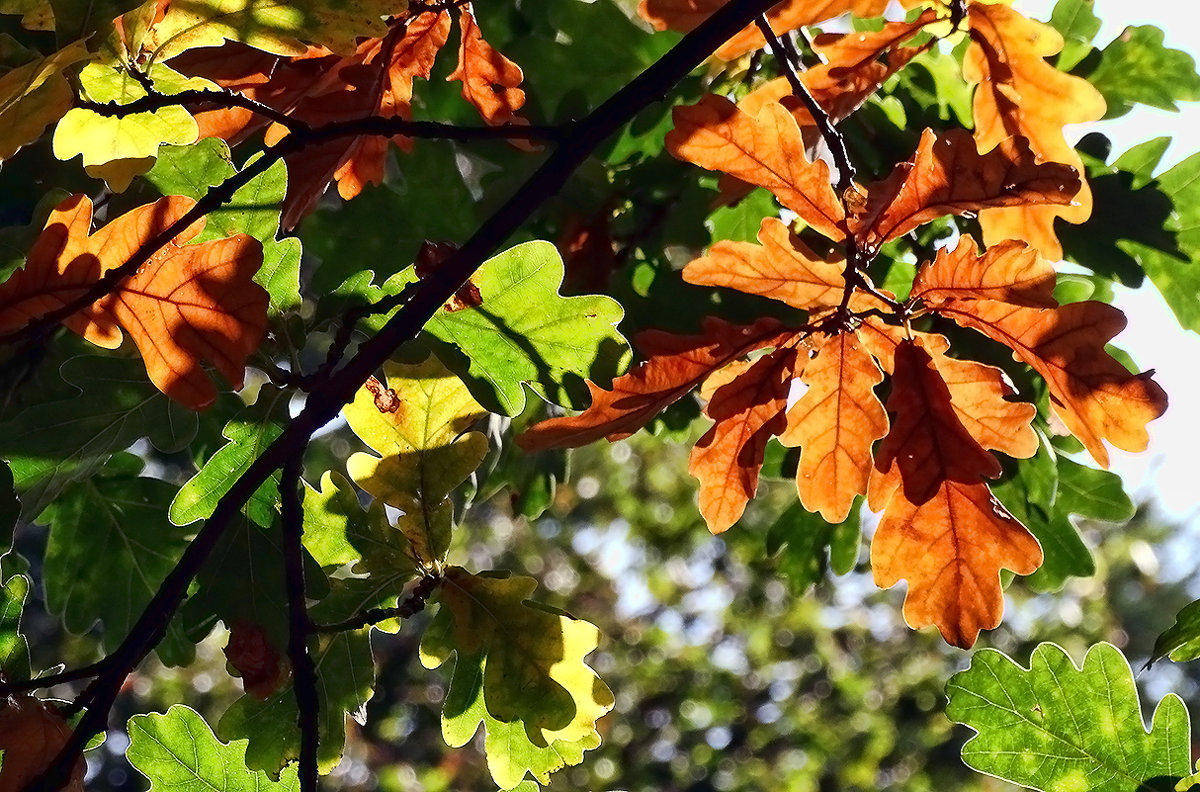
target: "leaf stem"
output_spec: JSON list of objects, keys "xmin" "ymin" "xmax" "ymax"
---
[{"xmin": 313, "ymin": 575, "xmax": 441, "ymax": 634}]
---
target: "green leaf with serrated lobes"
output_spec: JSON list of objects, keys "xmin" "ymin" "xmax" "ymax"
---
[
  {"xmin": 420, "ymin": 567, "xmax": 614, "ymax": 754},
  {"xmin": 41, "ymin": 467, "xmax": 193, "ymax": 664},
  {"xmin": 344, "ymin": 355, "xmax": 488, "ymax": 508},
  {"xmin": 433, "ymin": 650, "xmax": 601, "ymax": 790},
  {"xmin": 346, "ymin": 241, "xmax": 631, "ymax": 416},
  {"xmin": 170, "ymin": 391, "xmax": 288, "ymax": 528},
  {"xmin": 946, "ymin": 642, "xmax": 1191, "ymax": 792},
  {"xmin": 0, "ymin": 40, "xmax": 91, "ymax": 162},
  {"xmin": 218, "ymin": 579, "xmax": 375, "ymax": 777},
  {"xmin": 146, "ymin": 140, "xmax": 301, "ymax": 312},
  {"xmin": 127, "ymin": 705, "xmax": 300, "ymax": 792},
  {"xmin": 0, "ymin": 553, "xmax": 30, "ymax": 681},
  {"xmin": 766, "ymin": 501, "xmax": 859, "ymax": 595},
  {"xmin": 1048, "ymin": 0, "xmax": 1101, "ymax": 71},
  {"xmin": 0, "ymin": 355, "xmax": 197, "ymax": 521},
  {"xmin": 1088, "ymin": 25, "xmax": 1200, "ymax": 118}
]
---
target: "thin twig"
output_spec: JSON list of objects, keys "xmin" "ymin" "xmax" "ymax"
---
[
  {"xmin": 28, "ymin": 1, "xmax": 786, "ymax": 787},
  {"xmin": 314, "ymin": 575, "xmax": 441, "ymax": 634},
  {"xmin": 754, "ymin": 15, "xmax": 856, "ymax": 194},
  {"xmin": 281, "ymin": 458, "xmax": 319, "ymax": 792},
  {"xmin": 0, "ymin": 659, "xmax": 110, "ymax": 697}
]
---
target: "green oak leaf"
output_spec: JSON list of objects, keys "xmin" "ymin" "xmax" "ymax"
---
[
  {"xmin": 141, "ymin": 0, "xmax": 401, "ymax": 60},
  {"xmin": 1049, "ymin": 0, "xmax": 1101, "ymax": 71},
  {"xmin": 0, "ymin": 354, "xmax": 197, "ymax": 520},
  {"xmin": 40, "ymin": 459, "xmax": 193, "ymax": 663},
  {"xmin": 420, "ymin": 567, "xmax": 614, "ymax": 748},
  {"xmin": 765, "ymin": 500, "xmax": 860, "ymax": 595},
  {"xmin": 0, "ymin": 40, "xmax": 90, "ymax": 162},
  {"xmin": 706, "ymin": 188, "xmax": 777, "ymax": 245},
  {"xmin": 0, "ymin": 552, "xmax": 30, "ymax": 681},
  {"xmin": 1087, "ymin": 25, "xmax": 1200, "ymax": 118},
  {"xmin": 344, "ymin": 355, "xmax": 488, "ymax": 508},
  {"xmin": 127, "ymin": 705, "xmax": 300, "ymax": 792},
  {"xmin": 146, "ymin": 140, "xmax": 301, "ymax": 312},
  {"xmin": 946, "ymin": 642, "xmax": 1190, "ymax": 792},
  {"xmin": 436, "ymin": 651, "xmax": 601, "ymax": 790},
  {"xmin": 1149, "ymin": 599, "xmax": 1200, "ymax": 667},
  {"xmin": 52, "ymin": 60, "xmax": 214, "ymax": 190},
  {"xmin": 343, "ymin": 241, "xmax": 631, "ymax": 415},
  {"xmin": 217, "ymin": 580, "xmax": 375, "ymax": 777},
  {"xmin": 170, "ymin": 390, "xmax": 288, "ymax": 528}
]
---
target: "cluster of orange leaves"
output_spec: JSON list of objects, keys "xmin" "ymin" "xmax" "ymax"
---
[
  {"xmin": 0, "ymin": 5, "xmax": 528, "ymax": 410},
  {"xmin": 521, "ymin": 0, "xmax": 1166, "ymax": 647},
  {"xmin": 174, "ymin": 3, "xmax": 529, "ymax": 228}
]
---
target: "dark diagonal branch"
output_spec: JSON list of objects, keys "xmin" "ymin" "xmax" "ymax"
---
[
  {"xmin": 29, "ymin": 0, "xmax": 786, "ymax": 787},
  {"xmin": 313, "ymin": 574, "xmax": 441, "ymax": 634},
  {"xmin": 281, "ymin": 457, "xmax": 319, "ymax": 792},
  {"xmin": 754, "ymin": 15, "xmax": 856, "ymax": 194}
]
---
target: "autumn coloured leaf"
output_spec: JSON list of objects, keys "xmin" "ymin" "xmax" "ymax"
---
[
  {"xmin": 966, "ymin": 1, "xmax": 1107, "ymax": 258},
  {"xmin": 870, "ymin": 339, "xmax": 1002, "ymax": 507},
  {"xmin": 0, "ymin": 194, "xmax": 268, "ymax": 409},
  {"xmin": 870, "ymin": 478, "xmax": 1042, "ymax": 648},
  {"xmin": 519, "ymin": 317, "xmax": 789, "ymax": 451},
  {"xmin": 910, "ymin": 236, "xmax": 1057, "ymax": 308},
  {"xmin": 0, "ymin": 695, "xmax": 86, "ymax": 792},
  {"xmin": 926, "ymin": 350, "xmax": 1038, "ymax": 461},
  {"xmin": 684, "ymin": 217, "xmax": 845, "ymax": 310},
  {"xmin": 690, "ymin": 346, "xmax": 799, "ymax": 534},
  {"xmin": 849, "ymin": 128, "xmax": 1081, "ymax": 251},
  {"xmin": 448, "ymin": 8, "xmax": 526, "ymax": 126},
  {"xmin": 0, "ymin": 40, "xmax": 91, "ymax": 163},
  {"xmin": 667, "ymin": 95, "xmax": 845, "ymax": 240},
  {"xmin": 778, "ymin": 331, "xmax": 888, "ymax": 523}
]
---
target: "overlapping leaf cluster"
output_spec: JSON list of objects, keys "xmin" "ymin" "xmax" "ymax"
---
[{"xmin": 523, "ymin": 0, "xmax": 1167, "ymax": 647}]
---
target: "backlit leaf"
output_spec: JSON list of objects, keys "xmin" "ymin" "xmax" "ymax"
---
[
  {"xmin": 1087, "ymin": 25, "xmax": 1200, "ymax": 118},
  {"xmin": 667, "ymin": 95, "xmax": 846, "ymax": 241},
  {"xmin": 127, "ymin": 705, "xmax": 300, "ymax": 792},
  {"xmin": 448, "ymin": 8, "xmax": 525, "ymax": 126},
  {"xmin": 966, "ymin": 1, "xmax": 1106, "ymax": 258},
  {"xmin": 946, "ymin": 643, "xmax": 1190, "ymax": 790},
  {"xmin": 779, "ymin": 331, "xmax": 887, "ymax": 523},
  {"xmin": 520, "ymin": 317, "xmax": 789, "ymax": 450},
  {"xmin": 0, "ymin": 40, "xmax": 90, "ymax": 163}
]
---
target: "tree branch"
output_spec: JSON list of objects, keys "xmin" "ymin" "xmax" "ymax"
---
[
  {"xmin": 281, "ymin": 458, "xmax": 319, "ymax": 792},
  {"xmin": 313, "ymin": 574, "xmax": 441, "ymax": 634},
  {"xmin": 28, "ymin": 0, "xmax": 786, "ymax": 786}
]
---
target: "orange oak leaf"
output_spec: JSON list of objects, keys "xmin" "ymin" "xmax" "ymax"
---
[
  {"xmin": 638, "ymin": 0, "xmax": 915, "ymax": 61},
  {"xmin": 666, "ymin": 95, "xmax": 846, "ymax": 241},
  {"xmin": 926, "ymin": 349, "xmax": 1038, "ymax": 461},
  {"xmin": 926, "ymin": 298, "xmax": 1166, "ymax": 469},
  {"xmin": 448, "ymin": 8, "xmax": 526, "ymax": 126},
  {"xmin": 870, "ymin": 478, "xmax": 1042, "ymax": 648},
  {"xmin": 870, "ymin": 339, "xmax": 1001, "ymax": 507},
  {"xmin": 0, "ymin": 194, "xmax": 267, "ymax": 409},
  {"xmin": 910, "ymin": 235, "xmax": 1056, "ymax": 308},
  {"xmin": 683, "ymin": 217, "xmax": 845, "ymax": 310},
  {"xmin": 519, "ymin": 317, "xmax": 790, "ymax": 451},
  {"xmin": 690, "ymin": 346, "xmax": 800, "ymax": 533},
  {"xmin": 778, "ymin": 330, "xmax": 887, "ymax": 523},
  {"xmin": 849, "ymin": 128, "xmax": 1081, "ymax": 252},
  {"xmin": 965, "ymin": 1, "xmax": 1106, "ymax": 258}
]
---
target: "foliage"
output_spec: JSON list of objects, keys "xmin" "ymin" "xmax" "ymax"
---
[{"xmin": 0, "ymin": 0, "xmax": 1195, "ymax": 790}]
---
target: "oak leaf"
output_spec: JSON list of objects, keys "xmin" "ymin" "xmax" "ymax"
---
[
  {"xmin": 448, "ymin": 8, "xmax": 526, "ymax": 127},
  {"xmin": 966, "ymin": 1, "xmax": 1106, "ymax": 258},
  {"xmin": 690, "ymin": 346, "xmax": 799, "ymax": 534},
  {"xmin": 0, "ymin": 194, "xmax": 267, "ymax": 409},
  {"xmin": 870, "ymin": 339, "xmax": 1001, "ymax": 507},
  {"xmin": 0, "ymin": 40, "xmax": 91, "ymax": 163},
  {"xmin": 519, "ymin": 317, "xmax": 789, "ymax": 451},
  {"xmin": 667, "ymin": 95, "xmax": 845, "ymax": 240},
  {"xmin": 779, "ymin": 331, "xmax": 887, "ymax": 523},
  {"xmin": 910, "ymin": 235, "xmax": 1057, "ymax": 308},
  {"xmin": 683, "ymin": 217, "xmax": 845, "ymax": 310},
  {"xmin": 849, "ymin": 128, "xmax": 1081, "ymax": 251},
  {"xmin": 870, "ymin": 478, "xmax": 1042, "ymax": 648}
]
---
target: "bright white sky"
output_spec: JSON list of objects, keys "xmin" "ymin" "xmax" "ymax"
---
[{"xmin": 1016, "ymin": 0, "xmax": 1200, "ymax": 519}]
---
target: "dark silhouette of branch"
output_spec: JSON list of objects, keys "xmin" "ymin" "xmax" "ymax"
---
[
  {"xmin": 0, "ymin": 659, "xmax": 110, "ymax": 697},
  {"xmin": 28, "ymin": 0, "xmax": 788, "ymax": 787},
  {"xmin": 281, "ymin": 458, "xmax": 319, "ymax": 792},
  {"xmin": 313, "ymin": 574, "xmax": 441, "ymax": 634},
  {"xmin": 754, "ymin": 15, "xmax": 856, "ymax": 195}
]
